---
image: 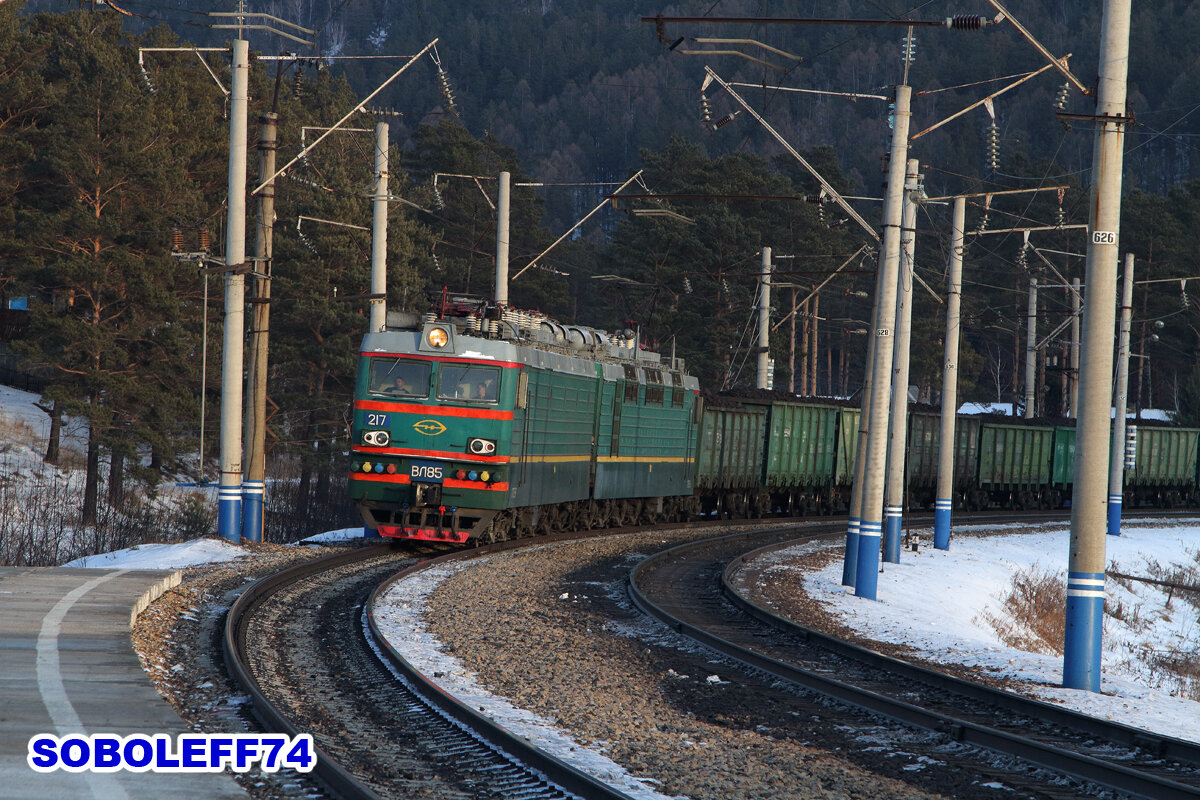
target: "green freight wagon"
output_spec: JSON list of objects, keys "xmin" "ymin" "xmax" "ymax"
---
[
  {"xmin": 1126, "ymin": 424, "xmax": 1200, "ymax": 507},
  {"xmin": 695, "ymin": 402, "xmax": 768, "ymax": 517},
  {"xmin": 974, "ymin": 421, "xmax": 1055, "ymax": 509},
  {"xmin": 905, "ymin": 411, "xmax": 982, "ymax": 510},
  {"xmin": 1048, "ymin": 424, "xmax": 1077, "ymax": 508},
  {"xmin": 743, "ymin": 399, "xmax": 840, "ymax": 514},
  {"xmin": 835, "ymin": 406, "xmax": 861, "ymax": 494}
]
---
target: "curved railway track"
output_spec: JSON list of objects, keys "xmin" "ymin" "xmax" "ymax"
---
[
  {"xmin": 629, "ymin": 523, "xmax": 1200, "ymax": 800},
  {"xmin": 223, "ymin": 542, "xmax": 633, "ymax": 800},
  {"xmin": 220, "ymin": 513, "xmax": 1198, "ymax": 800}
]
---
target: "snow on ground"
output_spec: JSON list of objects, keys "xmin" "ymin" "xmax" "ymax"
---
[
  {"xmin": 956, "ymin": 401, "xmax": 1173, "ymax": 421},
  {"xmin": 787, "ymin": 521, "xmax": 1200, "ymax": 743},
  {"xmin": 58, "ymin": 528, "xmax": 367, "ymax": 569},
  {"xmin": 373, "ymin": 557, "xmax": 684, "ymax": 800},
  {"xmin": 295, "ymin": 527, "xmax": 367, "ymax": 544},
  {"xmin": 61, "ymin": 537, "xmax": 251, "ymax": 569},
  {"xmin": 369, "ymin": 520, "xmax": 1200, "ymax": 786},
  {"xmin": 0, "ymin": 384, "xmax": 88, "ymax": 447},
  {"xmin": 8, "ymin": 381, "xmax": 1198, "ymax": 763}
]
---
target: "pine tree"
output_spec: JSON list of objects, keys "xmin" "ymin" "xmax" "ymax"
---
[{"xmin": 11, "ymin": 10, "xmax": 219, "ymax": 521}]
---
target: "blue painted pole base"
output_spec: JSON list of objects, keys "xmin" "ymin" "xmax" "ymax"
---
[
  {"xmin": 854, "ymin": 520, "xmax": 882, "ymax": 600},
  {"xmin": 842, "ymin": 518, "xmax": 860, "ymax": 587},
  {"xmin": 1107, "ymin": 496, "xmax": 1122, "ymax": 537},
  {"xmin": 883, "ymin": 506, "xmax": 902, "ymax": 563},
  {"xmin": 242, "ymin": 480, "xmax": 264, "ymax": 543},
  {"xmin": 218, "ymin": 484, "xmax": 242, "ymax": 543},
  {"xmin": 1063, "ymin": 571, "xmax": 1105, "ymax": 692},
  {"xmin": 933, "ymin": 500, "xmax": 952, "ymax": 550}
]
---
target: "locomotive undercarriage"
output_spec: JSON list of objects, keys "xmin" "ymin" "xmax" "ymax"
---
[{"xmin": 477, "ymin": 496, "xmax": 703, "ymax": 544}]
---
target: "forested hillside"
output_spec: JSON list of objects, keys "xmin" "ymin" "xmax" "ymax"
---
[{"xmin": 52, "ymin": 1, "xmax": 1200, "ymax": 206}]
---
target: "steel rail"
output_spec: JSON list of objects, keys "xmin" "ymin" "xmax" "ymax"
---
[
  {"xmin": 628, "ymin": 527, "xmax": 1200, "ymax": 800},
  {"xmin": 365, "ymin": 536, "xmax": 638, "ymax": 800},
  {"xmin": 224, "ymin": 545, "xmax": 388, "ymax": 800},
  {"xmin": 721, "ymin": 534, "xmax": 1200, "ymax": 769},
  {"xmin": 225, "ymin": 533, "xmax": 641, "ymax": 800}
]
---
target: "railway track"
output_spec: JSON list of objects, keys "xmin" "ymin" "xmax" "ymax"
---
[
  {"xmin": 223, "ymin": 542, "xmax": 633, "ymax": 800},
  {"xmin": 220, "ymin": 513, "xmax": 1198, "ymax": 800},
  {"xmin": 629, "ymin": 523, "xmax": 1200, "ymax": 800}
]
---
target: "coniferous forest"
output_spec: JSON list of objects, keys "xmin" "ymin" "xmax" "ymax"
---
[{"xmin": 6, "ymin": 1, "xmax": 1200, "ymax": 535}]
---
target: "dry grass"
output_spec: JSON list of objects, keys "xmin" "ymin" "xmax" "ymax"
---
[
  {"xmin": 1137, "ymin": 549, "xmax": 1200, "ymax": 699},
  {"xmin": 980, "ymin": 550, "xmax": 1200, "ymax": 700},
  {"xmin": 0, "ymin": 415, "xmax": 38, "ymax": 444},
  {"xmin": 977, "ymin": 566, "xmax": 1067, "ymax": 655}
]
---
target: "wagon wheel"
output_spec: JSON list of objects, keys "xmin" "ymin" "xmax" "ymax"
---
[
  {"xmin": 535, "ymin": 505, "xmax": 558, "ymax": 536},
  {"xmin": 565, "ymin": 501, "xmax": 585, "ymax": 532},
  {"xmin": 724, "ymin": 494, "xmax": 744, "ymax": 520},
  {"xmin": 675, "ymin": 496, "xmax": 693, "ymax": 522},
  {"xmin": 484, "ymin": 510, "xmax": 513, "ymax": 544},
  {"xmin": 659, "ymin": 497, "xmax": 675, "ymax": 523},
  {"xmin": 713, "ymin": 493, "xmax": 726, "ymax": 519},
  {"xmin": 557, "ymin": 502, "xmax": 575, "ymax": 532},
  {"xmin": 681, "ymin": 496, "xmax": 700, "ymax": 522},
  {"xmin": 782, "ymin": 491, "xmax": 797, "ymax": 517},
  {"xmin": 514, "ymin": 508, "xmax": 536, "ymax": 538},
  {"xmin": 752, "ymin": 492, "xmax": 771, "ymax": 518},
  {"xmin": 588, "ymin": 500, "xmax": 607, "ymax": 529}
]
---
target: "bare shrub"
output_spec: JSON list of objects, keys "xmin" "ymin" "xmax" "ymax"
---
[
  {"xmin": 167, "ymin": 493, "xmax": 216, "ymax": 541},
  {"xmin": 977, "ymin": 566, "xmax": 1066, "ymax": 655},
  {"xmin": 0, "ymin": 416, "xmax": 38, "ymax": 445},
  {"xmin": 262, "ymin": 454, "xmax": 357, "ymax": 544},
  {"xmin": 1139, "ymin": 646, "xmax": 1200, "ymax": 701}
]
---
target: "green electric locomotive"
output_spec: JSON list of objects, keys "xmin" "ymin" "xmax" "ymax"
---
[{"xmin": 348, "ymin": 300, "xmax": 701, "ymax": 543}]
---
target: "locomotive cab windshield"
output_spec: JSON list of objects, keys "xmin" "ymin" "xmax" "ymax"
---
[
  {"xmin": 370, "ymin": 358, "xmax": 430, "ymax": 398},
  {"xmin": 437, "ymin": 364, "xmax": 500, "ymax": 403}
]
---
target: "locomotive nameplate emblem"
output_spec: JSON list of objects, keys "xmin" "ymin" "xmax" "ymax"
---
[
  {"xmin": 410, "ymin": 460, "xmax": 445, "ymax": 483},
  {"xmin": 413, "ymin": 419, "xmax": 447, "ymax": 435}
]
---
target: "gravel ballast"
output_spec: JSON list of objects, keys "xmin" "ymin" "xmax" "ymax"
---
[
  {"xmin": 132, "ymin": 541, "xmax": 342, "ymax": 800},
  {"xmin": 387, "ymin": 530, "xmax": 988, "ymax": 800}
]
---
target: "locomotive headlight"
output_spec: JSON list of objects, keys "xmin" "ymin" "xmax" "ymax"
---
[
  {"xmin": 426, "ymin": 326, "xmax": 449, "ymax": 348},
  {"xmin": 362, "ymin": 430, "xmax": 390, "ymax": 447},
  {"xmin": 467, "ymin": 437, "xmax": 496, "ymax": 455}
]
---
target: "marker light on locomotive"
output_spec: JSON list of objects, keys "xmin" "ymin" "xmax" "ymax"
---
[
  {"xmin": 426, "ymin": 325, "xmax": 450, "ymax": 348},
  {"xmin": 467, "ymin": 437, "xmax": 496, "ymax": 455},
  {"xmin": 362, "ymin": 430, "xmax": 390, "ymax": 447}
]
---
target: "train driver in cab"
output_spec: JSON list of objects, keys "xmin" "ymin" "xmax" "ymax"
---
[
  {"xmin": 374, "ymin": 362, "xmax": 426, "ymax": 397},
  {"xmin": 474, "ymin": 378, "xmax": 495, "ymax": 401}
]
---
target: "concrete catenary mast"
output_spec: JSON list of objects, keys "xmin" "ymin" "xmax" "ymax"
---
[
  {"xmin": 1064, "ymin": 0, "xmax": 1132, "ymax": 692},
  {"xmin": 218, "ymin": 37, "xmax": 249, "ymax": 543},
  {"xmin": 933, "ymin": 196, "xmax": 966, "ymax": 550}
]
